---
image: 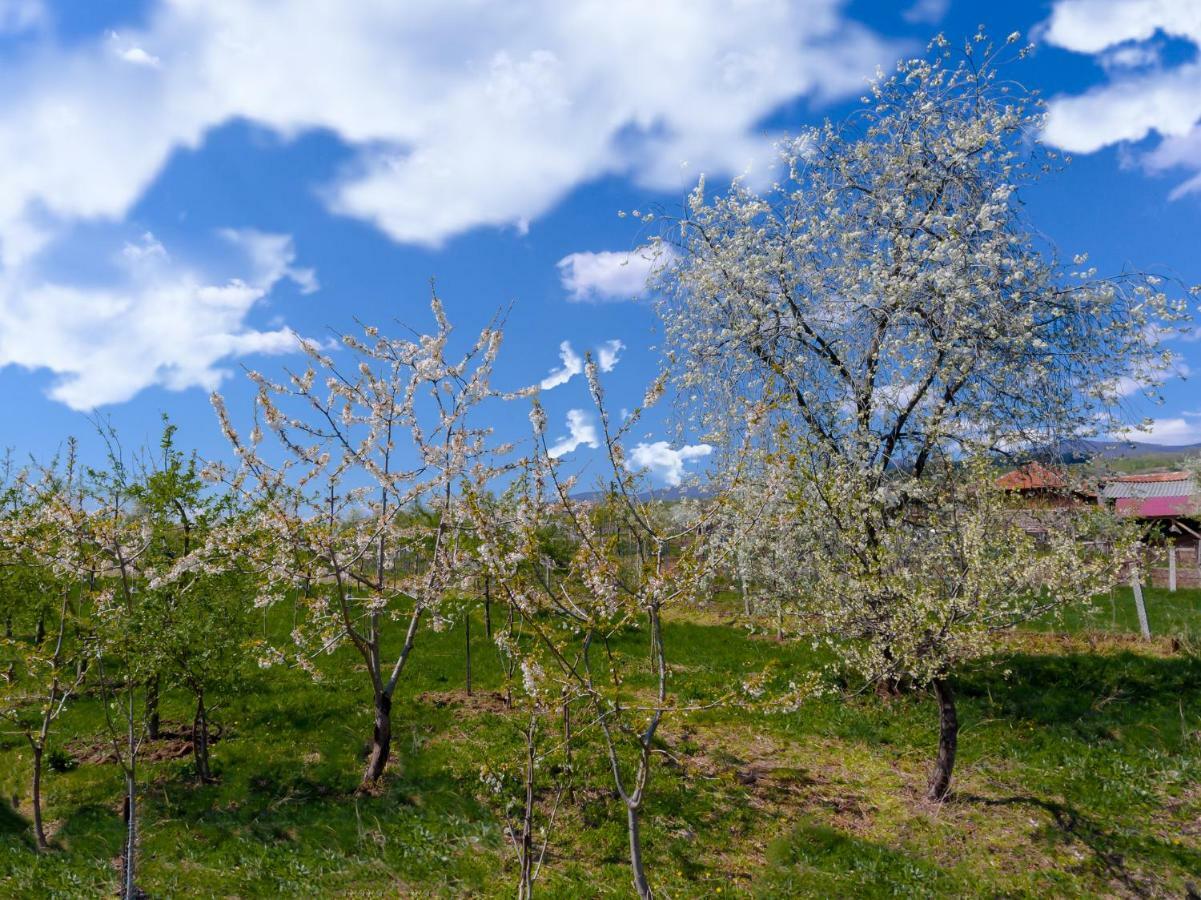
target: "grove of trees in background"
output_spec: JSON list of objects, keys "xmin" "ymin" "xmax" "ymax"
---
[{"xmin": 0, "ymin": 33, "xmax": 1195, "ymax": 900}]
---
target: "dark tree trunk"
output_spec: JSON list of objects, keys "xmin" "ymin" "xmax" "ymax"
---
[
  {"xmin": 926, "ymin": 677, "xmax": 958, "ymax": 801},
  {"xmin": 34, "ymin": 610, "xmax": 45, "ymax": 645},
  {"xmin": 31, "ymin": 745, "xmax": 47, "ymax": 850},
  {"xmin": 145, "ymin": 677, "xmax": 161, "ymax": 741},
  {"xmin": 464, "ymin": 610, "xmax": 473, "ymax": 696},
  {"xmin": 192, "ymin": 693, "xmax": 213, "ymax": 784},
  {"xmin": 361, "ymin": 691, "xmax": 393, "ymax": 787},
  {"xmin": 503, "ymin": 603, "xmax": 516, "ymax": 709}
]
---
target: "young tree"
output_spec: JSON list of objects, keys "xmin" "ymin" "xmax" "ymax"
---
[
  {"xmin": 0, "ymin": 454, "xmax": 90, "ymax": 850},
  {"xmin": 134, "ymin": 419, "xmax": 252, "ymax": 783},
  {"xmin": 469, "ymin": 360, "xmax": 722, "ymax": 899},
  {"xmin": 84, "ymin": 443, "xmax": 158, "ymax": 900},
  {"xmin": 210, "ymin": 296, "xmax": 513, "ymax": 788}
]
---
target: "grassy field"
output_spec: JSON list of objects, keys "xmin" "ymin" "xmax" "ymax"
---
[{"xmin": 2, "ymin": 590, "xmax": 1200, "ymax": 898}]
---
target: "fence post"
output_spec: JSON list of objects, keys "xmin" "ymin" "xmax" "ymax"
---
[
  {"xmin": 1169, "ymin": 546, "xmax": 1177, "ymax": 593},
  {"xmin": 1131, "ymin": 571, "xmax": 1151, "ymax": 640}
]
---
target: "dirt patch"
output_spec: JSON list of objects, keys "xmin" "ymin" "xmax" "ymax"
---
[
  {"xmin": 418, "ymin": 690, "xmax": 513, "ymax": 715},
  {"xmin": 1003, "ymin": 630, "xmax": 1181, "ymax": 658},
  {"xmin": 66, "ymin": 722, "xmax": 223, "ymax": 766}
]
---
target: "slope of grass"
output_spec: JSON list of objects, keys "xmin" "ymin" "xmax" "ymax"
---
[{"xmin": 2, "ymin": 598, "xmax": 1200, "ymax": 898}]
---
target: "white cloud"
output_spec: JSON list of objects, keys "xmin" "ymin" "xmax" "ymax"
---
[
  {"xmin": 0, "ymin": 1, "xmax": 897, "ymax": 266},
  {"xmin": 547, "ymin": 409, "xmax": 599, "ymax": 458},
  {"xmin": 902, "ymin": 0, "xmax": 949, "ymax": 26},
  {"xmin": 0, "ymin": 229, "xmax": 312, "ymax": 409},
  {"xmin": 626, "ymin": 441, "xmax": 712, "ymax": 486},
  {"xmin": 540, "ymin": 340, "xmax": 584, "ymax": 390},
  {"xmin": 119, "ymin": 46, "xmax": 163, "ymax": 69},
  {"xmin": 1042, "ymin": 0, "xmax": 1201, "ymax": 196},
  {"xmin": 557, "ymin": 246, "xmax": 665, "ymax": 302},
  {"xmin": 597, "ymin": 339, "xmax": 624, "ymax": 373},
  {"xmin": 219, "ymin": 229, "xmax": 319, "ymax": 295},
  {"xmin": 1099, "ymin": 41, "xmax": 1162, "ymax": 72},
  {"xmin": 1112, "ymin": 412, "xmax": 1201, "ymax": 445},
  {"xmin": 539, "ymin": 338, "xmax": 626, "ymax": 389},
  {"xmin": 1104, "ymin": 356, "xmax": 1190, "ymax": 400}
]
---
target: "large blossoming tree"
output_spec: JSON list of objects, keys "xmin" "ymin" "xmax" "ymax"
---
[{"xmin": 654, "ymin": 33, "xmax": 1191, "ymax": 799}]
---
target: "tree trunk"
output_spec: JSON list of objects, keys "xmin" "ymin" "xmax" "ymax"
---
[
  {"xmin": 562, "ymin": 690, "xmax": 574, "ymax": 802},
  {"xmin": 464, "ymin": 610, "xmax": 473, "ymax": 697},
  {"xmin": 192, "ymin": 693, "xmax": 213, "ymax": 784},
  {"xmin": 123, "ymin": 769, "xmax": 137, "ymax": 900},
  {"xmin": 626, "ymin": 803, "xmax": 652, "ymax": 899},
  {"xmin": 34, "ymin": 610, "xmax": 45, "ymax": 645},
  {"xmin": 145, "ymin": 677, "xmax": 161, "ymax": 741},
  {"xmin": 518, "ymin": 721, "xmax": 536, "ymax": 900},
  {"xmin": 483, "ymin": 580, "xmax": 492, "ymax": 640},
  {"xmin": 926, "ymin": 677, "xmax": 958, "ymax": 801},
  {"xmin": 361, "ymin": 691, "xmax": 393, "ymax": 787},
  {"xmin": 31, "ymin": 744, "xmax": 48, "ymax": 851}
]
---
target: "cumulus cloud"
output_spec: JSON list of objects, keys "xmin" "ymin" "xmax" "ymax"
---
[
  {"xmin": 557, "ymin": 246, "xmax": 665, "ymax": 302},
  {"xmin": 219, "ymin": 229, "xmax": 319, "ymax": 295},
  {"xmin": 0, "ymin": 229, "xmax": 313, "ymax": 409},
  {"xmin": 540, "ymin": 341, "xmax": 584, "ymax": 390},
  {"xmin": 539, "ymin": 338, "xmax": 625, "ymax": 389},
  {"xmin": 625, "ymin": 441, "xmax": 712, "ymax": 486},
  {"xmin": 1112, "ymin": 412, "xmax": 1201, "ymax": 445},
  {"xmin": 597, "ymin": 339, "xmax": 624, "ymax": 373},
  {"xmin": 0, "ymin": 0, "xmax": 897, "ymax": 266},
  {"xmin": 1042, "ymin": 0, "xmax": 1201, "ymax": 197},
  {"xmin": 547, "ymin": 409, "xmax": 600, "ymax": 458}
]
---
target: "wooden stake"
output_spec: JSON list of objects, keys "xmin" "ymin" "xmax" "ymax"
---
[{"xmin": 1131, "ymin": 571, "xmax": 1151, "ymax": 639}]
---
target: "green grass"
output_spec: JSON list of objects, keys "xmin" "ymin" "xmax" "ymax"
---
[
  {"xmin": 3, "ymin": 599, "xmax": 1201, "ymax": 898},
  {"xmin": 1038, "ymin": 585, "xmax": 1201, "ymax": 637}
]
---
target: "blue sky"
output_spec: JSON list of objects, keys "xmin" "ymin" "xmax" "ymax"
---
[{"xmin": 0, "ymin": 0, "xmax": 1198, "ymax": 482}]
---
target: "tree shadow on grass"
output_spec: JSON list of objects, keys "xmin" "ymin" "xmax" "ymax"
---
[
  {"xmin": 962, "ymin": 792, "xmax": 1201, "ymax": 897},
  {"xmin": 759, "ymin": 821, "xmax": 964, "ymax": 898},
  {"xmin": 53, "ymin": 802, "xmax": 127, "ymax": 857},
  {"xmin": 961, "ymin": 649, "xmax": 1201, "ymax": 734},
  {"xmin": 0, "ymin": 797, "xmax": 30, "ymax": 840}
]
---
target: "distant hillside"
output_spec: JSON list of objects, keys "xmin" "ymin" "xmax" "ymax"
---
[{"xmin": 1058, "ymin": 439, "xmax": 1201, "ymax": 473}]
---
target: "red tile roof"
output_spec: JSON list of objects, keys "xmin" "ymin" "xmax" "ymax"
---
[
  {"xmin": 1110, "ymin": 471, "xmax": 1191, "ymax": 484},
  {"xmin": 996, "ymin": 462, "xmax": 1068, "ymax": 491}
]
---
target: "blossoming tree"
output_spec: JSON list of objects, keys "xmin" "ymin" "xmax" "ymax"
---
[
  {"xmin": 0, "ymin": 451, "xmax": 90, "ymax": 851},
  {"xmin": 210, "ymin": 296, "xmax": 515, "ymax": 788},
  {"xmin": 653, "ymin": 33, "xmax": 1188, "ymax": 800},
  {"xmin": 468, "ymin": 359, "xmax": 722, "ymax": 899}
]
